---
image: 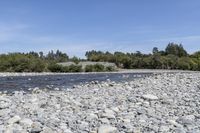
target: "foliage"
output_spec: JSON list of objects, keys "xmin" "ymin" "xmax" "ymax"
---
[
  {"xmin": 46, "ymin": 50, "xmax": 69, "ymax": 62},
  {"xmin": 47, "ymin": 63, "xmax": 63, "ymax": 72},
  {"xmin": 165, "ymin": 43, "xmax": 187, "ymax": 57},
  {"xmin": 85, "ymin": 64, "xmax": 105, "ymax": 72},
  {"xmin": 105, "ymin": 66, "xmax": 115, "ymax": 71},
  {"xmin": 0, "ymin": 53, "xmax": 46, "ymax": 72},
  {"xmin": 0, "ymin": 43, "xmax": 200, "ymax": 72},
  {"xmin": 70, "ymin": 56, "xmax": 80, "ymax": 64},
  {"xmin": 85, "ymin": 43, "xmax": 200, "ymax": 71},
  {"xmin": 48, "ymin": 64, "xmax": 82, "ymax": 72},
  {"xmin": 85, "ymin": 64, "xmax": 116, "ymax": 72},
  {"xmin": 0, "ymin": 50, "xmax": 69, "ymax": 72},
  {"xmin": 68, "ymin": 65, "xmax": 82, "ymax": 72}
]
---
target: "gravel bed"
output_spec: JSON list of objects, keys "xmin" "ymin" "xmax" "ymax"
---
[{"xmin": 0, "ymin": 73, "xmax": 200, "ymax": 133}]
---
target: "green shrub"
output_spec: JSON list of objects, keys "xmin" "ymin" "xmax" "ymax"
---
[
  {"xmin": 105, "ymin": 66, "xmax": 115, "ymax": 71},
  {"xmin": 85, "ymin": 65, "xmax": 94, "ymax": 72},
  {"xmin": 84, "ymin": 64, "xmax": 105, "ymax": 72},
  {"xmin": 61, "ymin": 66, "xmax": 69, "ymax": 72},
  {"xmin": 47, "ymin": 63, "xmax": 63, "ymax": 72},
  {"xmin": 177, "ymin": 57, "xmax": 192, "ymax": 70},
  {"xmin": 68, "ymin": 65, "xmax": 82, "ymax": 72},
  {"xmin": 93, "ymin": 64, "xmax": 105, "ymax": 72}
]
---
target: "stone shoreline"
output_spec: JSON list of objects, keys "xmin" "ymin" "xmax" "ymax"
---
[
  {"xmin": 0, "ymin": 69, "xmax": 198, "ymax": 77},
  {"xmin": 0, "ymin": 72, "xmax": 200, "ymax": 132}
]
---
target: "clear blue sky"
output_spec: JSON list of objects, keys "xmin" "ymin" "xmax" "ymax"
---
[{"xmin": 0, "ymin": 0, "xmax": 200, "ymax": 57}]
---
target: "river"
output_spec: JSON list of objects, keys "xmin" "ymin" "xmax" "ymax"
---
[{"xmin": 0, "ymin": 73, "xmax": 152, "ymax": 92}]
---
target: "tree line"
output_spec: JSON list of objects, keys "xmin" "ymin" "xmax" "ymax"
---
[
  {"xmin": 0, "ymin": 43, "xmax": 200, "ymax": 72},
  {"xmin": 86, "ymin": 43, "xmax": 200, "ymax": 71},
  {"xmin": 0, "ymin": 50, "xmax": 69, "ymax": 72},
  {"xmin": 0, "ymin": 50, "xmax": 114, "ymax": 72}
]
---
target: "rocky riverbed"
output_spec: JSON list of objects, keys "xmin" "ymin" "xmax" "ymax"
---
[{"xmin": 0, "ymin": 73, "xmax": 200, "ymax": 133}]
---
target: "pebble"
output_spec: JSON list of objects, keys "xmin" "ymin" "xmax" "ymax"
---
[
  {"xmin": 20, "ymin": 118, "xmax": 33, "ymax": 127},
  {"xmin": 7, "ymin": 115, "xmax": 21, "ymax": 124},
  {"xmin": 98, "ymin": 125, "xmax": 117, "ymax": 133},
  {"xmin": 177, "ymin": 115, "xmax": 195, "ymax": 125},
  {"xmin": 0, "ymin": 97, "xmax": 11, "ymax": 109},
  {"xmin": 99, "ymin": 118, "xmax": 110, "ymax": 124},
  {"xmin": 142, "ymin": 94, "xmax": 159, "ymax": 100},
  {"xmin": 0, "ymin": 73, "xmax": 199, "ymax": 133},
  {"xmin": 31, "ymin": 122, "xmax": 43, "ymax": 133}
]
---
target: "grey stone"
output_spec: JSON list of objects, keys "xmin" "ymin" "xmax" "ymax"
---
[
  {"xmin": 31, "ymin": 122, "xmax": 42, "ymax": 133},
  {"xmin": 99, "ymin": 118, "xmax": 110, "ymax": 124},
  {"xmin": 174, "ymin": 128, "xmax": 186, "ymax": 133},
  {"xmin": 0, "ymin": 73, "xmax": 200, "ymax": 133},
  {"xmin": 177, "ymin": 115, "xmax": 195, "ymax": 125}
]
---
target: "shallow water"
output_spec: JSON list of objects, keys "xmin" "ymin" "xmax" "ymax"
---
[{"xmin": 0, "ymin": 73, "xmax": 152, "ymax": 92}]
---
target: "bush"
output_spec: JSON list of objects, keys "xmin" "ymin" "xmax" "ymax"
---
[
  {"xmin": 61, "ymin": 66, "xmax": 69, "ymax": 72},
  {"xmin": 29, "ymin": 58, "xmax": 46, "ymax": 72},
  {"xmin": 47, "ymin": 63, "xmax": 63, "ymax": 72},
  {"xmin": 68, "ymin": 65, "xmax": 82, "ymax": 72},
  {"xmin": 93, "ymin": 64, "xmax": 105, "ymax": 72},
  {"xmin": 177, "ymin": 57, "xmax": 192, "ymax": 70},
  {"xmin": 105, "ymin": 66, "xmax": 115, "ymax": 71},
  {"xmin": 84, "ymin": 64, "xmax": 109, "ymax": 72},
  {"xmin": 85, "ymin": 65, "xmax": 94, "ymax": 72}
]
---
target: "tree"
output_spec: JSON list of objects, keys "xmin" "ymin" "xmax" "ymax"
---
[
  {"xmin": 71, "ymin": 56, "xmax": 80, "ymax": 64},
  {"xmin": 165, "ymin": 43, "xmax": 187, "ymax": 57},
  {"xmin": 46, "ymin": 50, "xmax": 68, "ymax": 62},
  {"xmin": 39, "ymin": 51, "xmax": 44, "ymax": 59},
  {"xmin": 152, "ymin": 47, "xmax": 159, "ymax": 54},
  {"xmin": 166, "ymin": 54, "xmax": 178, "ymax": 69}
]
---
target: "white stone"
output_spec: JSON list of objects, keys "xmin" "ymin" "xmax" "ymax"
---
[
  {"xmin": 98, "ymin": 125, "xmax": 117, "ymax": 133},
  {"xmin": 41, "ymin": 127, "xmax": 54, "ymax": 133},
  {"xmin": 20, "ymin": 118, "xmax": 33, "ymax": 127},
  {"xmin": 101, "ymin": 109, "xmax": 116, "ymax": 119},
  {"xmin": 0, "ymin": 109, "xmax": 11, "ymax": 117},
  {"xmin": 159, "ymin": 125, "xmax": 170, "ymax": 132},
  {"xmin": 86, "ymin": 113, "xmax": 98, "ymax": 121},
  {"xmin": 0, "ymin": 97, "xmax": 11, "ymax": 109},
  {"xmin": 8, "ymin": 115, "xmax": 21, "ymax": 124},
  {"xmin": 142, "ymin": 94, "xmax": 158, "ymax": 100},
  {"xmin": 167, "ymin": 120, "xmax": 183, "ymax": 128}
]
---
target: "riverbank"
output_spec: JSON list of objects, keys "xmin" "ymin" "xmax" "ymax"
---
[
  {"xmin": 0, "ymin": 72, "xmax": 200, "ymax": 132},
  {"xmin": 0, "ymin": 69, "xmax": 198, "ymax": 77}
]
